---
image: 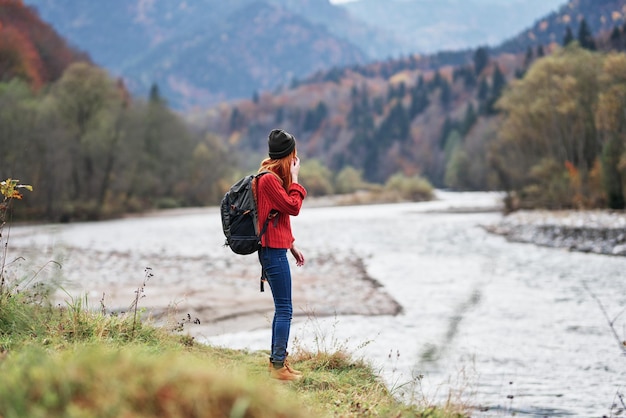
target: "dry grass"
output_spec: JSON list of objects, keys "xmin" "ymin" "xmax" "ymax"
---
[{"xmin": 0, "ymin": 288, "xmax": 470, "ymax": 418}]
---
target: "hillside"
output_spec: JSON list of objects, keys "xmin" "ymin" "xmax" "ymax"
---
[
  {"xmin": 496, "ymin": 0, "xmax": 626, "ymax": 53},
  {"xmin": 25, "ymin": 0, "xmax": 372, "ymax": 109},
  {"xmin": 120, "ymin": 2, "xmax": 369, "ymax": 109},
  {"xmin": 24, "ymin": 0, "xmax": 572, "ymax": 109},
  {"xmin": 189, "ymin": 0, "xmax": 626, "ymax": 201},
  {"xmin": 0, "ymin": 1, "xmax": 234, "ymax": 222},
  {"xmin": 0, "ymin": 0, "xmax": 89, "ymax": 88},
  {"xmin": 342, "ymin": 0, "xmax": 566, "ymax": 54}
]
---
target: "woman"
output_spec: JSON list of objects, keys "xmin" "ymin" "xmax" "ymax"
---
[{"xmin": 256, "ymin": 129, "xmax": 307, "ymax": 381}]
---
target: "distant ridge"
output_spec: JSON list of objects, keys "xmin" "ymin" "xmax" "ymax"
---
[{"xmin": 22, "ymin": 0, "xmax": 626, "ymax": 108}]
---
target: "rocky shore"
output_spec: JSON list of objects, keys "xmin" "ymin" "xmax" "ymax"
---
[{"xmin": 485, "ymin": 209, "xmax": 626, "ymax": 256}]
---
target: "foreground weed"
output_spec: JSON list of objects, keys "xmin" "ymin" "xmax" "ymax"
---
[
  {"xmin": 128, "ymin": 267, "xmax": 153, "ymax": 338},
  {"xmin": 0, "ymin": 345, "xmax": 311, "ymax": 418},
  {"xmin": 0, "ymin": 178, "xmax": 32, "ymax": 299}
]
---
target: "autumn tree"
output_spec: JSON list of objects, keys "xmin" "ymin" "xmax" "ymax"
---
[
  {"xmin": 49, "ymin": 62, "xmax": 126, "ymax": 217},
  {"xmin": 299, "ymin": 159, "xmax": 334, "ymax": 196},
  {"xmin": 0, "ymin": 26, "xmax": 43, "ymax": 88},
  {"xmin": 334, "ymin": 166, "xmax": 367, "ymax": 194},
  {"xmin": 492, "ymin": 45, "xmax": 603, "ymax": 209},
  {"xmin": 444, "ymin": 130, "xmax": 469, "ymax": 190},
  {"xmin": 0, "ymin": 0, "xmax": 88, "ymax": 84},
  {"xmin": 0, "ymin": 61, "xmax": 230, "ymax": 220}
]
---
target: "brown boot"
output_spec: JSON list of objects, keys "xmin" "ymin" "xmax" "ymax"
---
[
  {"xmin": 284, "ymin": 358, "xmax": 302, "ymax": 376},
  {"xmin": 270, "ymin": 364, "xmax": 302, "ymax": 381},
  {"xmin": 269, "ymin": 356, "xmax": 302, "ymax": 376}
]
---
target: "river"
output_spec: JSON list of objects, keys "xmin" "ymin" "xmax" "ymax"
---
[{"xmin": 5, "ymin": 191, "xmax": 625, "ymax": 417}]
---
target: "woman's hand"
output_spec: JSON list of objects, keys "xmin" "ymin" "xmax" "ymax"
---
[
  {"xmin": 290, "ymin": 156, "xmax": 300, "ymax": 183},
  {"xmin": 290, "ymin": 244, "xmax": 305, "ymax": 266}
]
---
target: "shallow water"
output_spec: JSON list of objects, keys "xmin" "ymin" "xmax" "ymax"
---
[{"xmin": 6, "ymin": 191, "xmax": 625, "ymax": 416}]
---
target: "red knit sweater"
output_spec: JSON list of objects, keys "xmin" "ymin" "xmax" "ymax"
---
[{"xmin": 256, "ymin": 173, "xmax": 307, "ymax": 249}]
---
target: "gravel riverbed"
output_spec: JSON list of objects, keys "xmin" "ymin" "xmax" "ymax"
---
[{"xmin": 485, "ymin": 209, "xmax": 626, "ymax": 256}]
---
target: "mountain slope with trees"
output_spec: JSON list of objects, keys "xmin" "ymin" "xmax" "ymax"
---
[
  {"xmin": 25, "ymin": 0, "xmax": 576, "ymax": 109},
  {"xmin": 495, "ymin": 0, "xmax": 626, "ymax": 54},
  {"xmin": 0, "ymin": 1, "xmax": 232, "ymax": 221},
  {"xmin": 190, "ymin": 0, "xmax": 626, "ymax": 210},
  {"xmin": 0, "ymin": 0, "xmax": 90, "ymax": 88}
]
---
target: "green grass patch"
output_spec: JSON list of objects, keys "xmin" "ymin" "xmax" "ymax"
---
[{"xmin": 0, "ymin": 283, "xmax": 469, "ymax": 417}]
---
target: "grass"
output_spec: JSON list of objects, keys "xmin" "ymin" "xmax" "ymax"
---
[
  {"xmin": 0, "ymin": 283, "xmax": 470, "ymax": 418},
  {"xmin": 0, "ymin": 182, "xmax": 467, "ymax": 417}
]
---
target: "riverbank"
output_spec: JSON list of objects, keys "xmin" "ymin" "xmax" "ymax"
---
[
  {"xmin": 6, "ymin": 191, "xmax": 624, "ymax": 415},
  {"xmin": 484, "ymin": 209, "xmax": 626, "ymax": 256},
  {"xmin": 0, "ymin": 292, "xmax": 439, "ymax": 418}
]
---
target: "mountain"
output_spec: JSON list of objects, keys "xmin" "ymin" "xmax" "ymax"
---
[
  {"xmin": 18, "ymin": 0, "xmax": 622, "ymax": 104},
  {"xmin": 339, "ymin": 0, "xmax": 567, "ymax": 54},
  {"xmin": 24, "ymin": 0, "xmax": 568, "ymax": 109},
  {"xmin": 495, "ymin": 0, "xmax": 626, "ymax": 54},
  {"xmin": 118, "ymin": 2, "xmax": 371, "ymax": 108},
  {"xmin": 187, "ymin": 0, "xmax": 626, "ymax": 193},
  {"xmin": 24, "ymin": 0, "xmax": 373, "ymax": 109}
]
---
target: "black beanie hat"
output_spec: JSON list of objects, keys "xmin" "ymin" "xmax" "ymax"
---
[{"xmin": 268, "ymin": 129, "xmax": 296, "ymax": 159}]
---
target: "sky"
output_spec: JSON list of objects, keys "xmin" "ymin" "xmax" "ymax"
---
[{"xmin": 329, "ymin": 0, "xmax": 566, "ymax": 5}]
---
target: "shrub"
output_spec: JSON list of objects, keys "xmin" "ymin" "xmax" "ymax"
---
[{"xmin": 384, "ymin": 173, "xmax": 434, "ymax": 202}]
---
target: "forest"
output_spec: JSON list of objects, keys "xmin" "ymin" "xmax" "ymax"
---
[
  {"xmin": 0, "ymin": 1, "xmax": 233, "ymax": 221},
  {"xmin": 194, "ymin": 18, "xmax": 626, "ymax": 211},
  {"xmin": 2, "ymin": 0, "xmax": 626, "ymax": 222}
]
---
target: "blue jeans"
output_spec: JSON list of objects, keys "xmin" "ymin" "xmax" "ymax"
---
[{"xmin": 259, "ymin": 247, "xmax": 293, "ymax": 364}]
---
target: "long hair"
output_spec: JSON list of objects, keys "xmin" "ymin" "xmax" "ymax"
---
[{"xmin": 258, "ymin": 148, "xmax": 296, "ymax": 190}]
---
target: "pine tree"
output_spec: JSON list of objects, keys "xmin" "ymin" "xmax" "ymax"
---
[
  {"xmin": 229, "ymin": 107, "xmax": 244, "ymax": 130},
  {"xmin": 409, "ymin": 86, "xmax": 429, "ymax": 119},
  {"xmin": 461, "ymin": 103, "xmax": 477, "ymax": 136},
  {"xmin": 610, "ymin": 26, "xmax": 622, "ymax": 50},
  {"xmin": 483, "ymin": 65, "xmax": 507, "ymax": 115},
  {"xmin": 537, "ymin": 45, "xmax": 545, "ymax": 57},
  {"xmin": 610, "ymin": 26, "xmax": 621, "ymax": 42},
  {"xmin": 524, "ymin": 46, "xmax": 533, "ymax": 68},
  {"xmin": 491, "ymin": 65, "xmax": 506, "ymax": 99},
  {"xmin": 440, "ymin": 79, "xmax": 452, "ymax": 109},
  {"xmin": 149, "ymin": 83, "xmax": 161, "ymax": 104},
  {"xmin": 477, "ymin": 78, "xmax": 489, "ymax": 102},
  {"xmin": 473, "ymin": 46, "xmax": 489, "ymax": 76},
  {"xmin": 430, "ymin": 70, "xmax": 443, "ymax": 91},
  {"xmin": 577, "ymin": 18, "xmax": 596, "ymax": 50},
  {"xmin": 438, "ymin": 117, "xmax": 454, "ymax": 150},
  {"xmin": 379, "ymin": 101, "xmax": 409, "ymax": 142},
  {"xmin": 563, "ymin": 26, "xmax": 574, "ymax": 46}
]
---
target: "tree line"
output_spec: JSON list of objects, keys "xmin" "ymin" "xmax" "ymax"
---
[
  {"xmin": 211, "ymin": 20, "xmax": 626, "ymax": 212},
  {"xmin": 492, "ymin": 45, "xmax": 626, "ymax": 210},
  {"xmin": 0, "ymin": 63, "xmax": 232, "ymax": 221}
]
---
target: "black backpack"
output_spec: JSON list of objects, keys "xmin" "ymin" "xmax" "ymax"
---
[{"xmin": 220, "ymin": 171, "xmax": 276, "ymax": 256}]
